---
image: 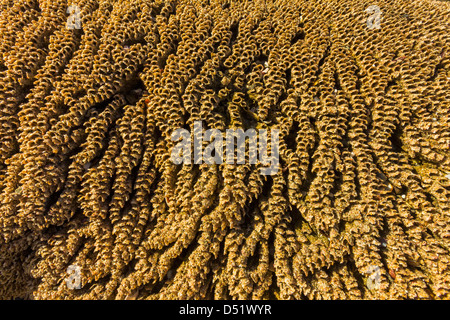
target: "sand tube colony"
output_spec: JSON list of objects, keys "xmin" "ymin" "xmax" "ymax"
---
[{"xmin": 0, "ymin": 0, "xmax": 449, "ymax": 299}]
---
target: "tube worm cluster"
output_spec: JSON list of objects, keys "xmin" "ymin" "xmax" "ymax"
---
[{"xmin": 0, "ymin": 0, "xmax": 449, "ymax": 299}]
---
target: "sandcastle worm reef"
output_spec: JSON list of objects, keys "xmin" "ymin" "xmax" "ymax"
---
[{"xmin": 0, "ymin": 0, "xmax": 449, "ymax": 300}]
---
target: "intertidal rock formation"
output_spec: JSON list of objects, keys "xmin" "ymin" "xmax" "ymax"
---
[{"xmin": 0, "ymin": 0, "xmax": 449, "ymax": 299}]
